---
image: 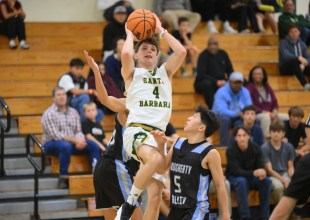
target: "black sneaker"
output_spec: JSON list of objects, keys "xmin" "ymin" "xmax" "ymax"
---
[
  {"xmin": 57, "ymin": 177, "xmax": 68, "ymax": 189},
  {"xmin": 115, "ymin": 202, "xmax": 136, "ymax": 220}
]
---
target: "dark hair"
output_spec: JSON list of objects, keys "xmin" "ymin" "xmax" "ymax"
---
[
  {"xmin": 52, "ymin": 86, "xmax": 65, "ymax": 97},
  {"xmin": 178, "ymin": 16, "xmax": 189, "ymax": 25},
  {"xmin": 233, "ymin": 125, "xmax": 251, "ymax": 137},
  {"xmin": 288, "ymin": 106, "xmax": 304, "ymax": 118},
  {"xmin": 134, "ymin": 36, "xmax": 159, "ymax": 54},
  {"xmin": 69, "ymin": 58, "xmax": 85, "ymax": 67},
  {"xmin": 270, "ymin": 120, "xmax": 285, "ymax": 132},
  {"xmin": 288, "ymin": 23, "xmax": 300, "ymax": 32},
  {"xmin": 242, "ymin": 105, "xmax": 257, "ymax": 114},
  {"xmin": 195, "ymin": 105, "xmax": 219, "ymax": 138},
  {"xmin": 88, "ymin": 61, "xmax": 103, "ymax": 77},
  {"xmin": 113, "ymin": 37, "xmax": 125, "ymax": 51},
  {"xmin": 248, "ymin": 65, "xmax": 268, "ymax": 86}
]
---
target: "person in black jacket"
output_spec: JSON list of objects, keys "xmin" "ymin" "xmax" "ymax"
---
[
  {"xmin": 103, "ymin": 0, "xmax": 134, "ymax": 22},
  {"xmin": 194, "ymin": 36, "xmax": 234, "ymax": 109},
  {"xmin": 226, "ymin": 125, "xmax": 272, "ymax": 220},
  {"xmin": 102, "ymin": 6, "xmax": 127, "ymax": 61}
]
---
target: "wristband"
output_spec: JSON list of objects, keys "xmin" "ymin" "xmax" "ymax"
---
[{"xmin": 159, "ymin": 29, "xmax": 168, "ymax": 39}]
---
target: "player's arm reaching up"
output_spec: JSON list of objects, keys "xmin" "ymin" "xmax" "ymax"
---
[
  {"xmin": 121, "ymin": 25, "xmax": 135, "ymax": 88},
  {"xmin": 152, "ymin": 13, "xmax": 187, "ymax": 78},
  {"xmin": 84, "ymin": 50, "xmax": 126, "ymax": 113}
]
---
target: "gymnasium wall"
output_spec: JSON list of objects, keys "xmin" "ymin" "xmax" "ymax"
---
[{"xmin": 18, "ymin": 0, "xmax": 310, "ymax": 22}]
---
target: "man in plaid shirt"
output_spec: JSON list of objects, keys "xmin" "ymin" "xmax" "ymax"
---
[{"xmin": 41, "ymin": 87, "xmax": 100, "ymax": 189}]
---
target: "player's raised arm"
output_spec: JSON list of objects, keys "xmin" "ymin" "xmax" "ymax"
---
[
  {"xmin": 152, "ymin": 13, "xmax": 187, "ymax": 77},
  {"xmin": 84, "ymin": 51, "xmax": 126, "ymax": 113},
  {"xmin": 121, "ymin": 25, "xmax": 135, "ymax": 83}
]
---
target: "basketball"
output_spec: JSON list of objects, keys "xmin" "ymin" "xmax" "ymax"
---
[{"xmin": 126, "ymin": 9, "xmax": 156, "ymax": 41}]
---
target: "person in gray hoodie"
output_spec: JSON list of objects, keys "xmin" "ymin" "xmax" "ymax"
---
[{"xmin": 279, "ymin": 24, "xmax": 310, "ymax": 90}]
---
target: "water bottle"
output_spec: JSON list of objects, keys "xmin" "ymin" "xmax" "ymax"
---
[{"xmin": 209, "ymin": 212, "xmax": 217, "ymax": 220}]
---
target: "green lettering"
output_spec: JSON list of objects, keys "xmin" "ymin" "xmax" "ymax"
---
[
  {"xmin": 153, "ymin": 78, "xmax": 157, "ymax": 84},
  {"xmin": 159, "ymin": 102, "xmax": 163, "ymax": 107},
  {"xmin": 148, "ymin": 78, "xmax": 152, "ymax": 84},
  {"xmin": 163, "ymin": 102, "xmax": 167, "ymax": 108},
  {"xmin": 149, "ymin": 101, "xmax": 154, "ymax": 107},
  {"xmin": 143, "ymin": 78, "xmax": 147, "ymax": 83},
  {"xmin": 144, "ymin": 100, "xmax": 148, "ymax": 107},
  {"xmin": 154, "ymin": 101, "xmax": 158, "ymax": 107},
  {"xmin": 153, "ymin": 86, "xmax": 160, "ymax": 99},
  {"xmin": 140, "ymin": 101, "xmax": 143, "ymax": 106}
]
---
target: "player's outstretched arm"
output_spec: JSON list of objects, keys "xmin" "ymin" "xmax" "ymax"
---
[
  {"xmin": 84, "ymin": 51, "xmax": 126, "ymax": 113},
  {"xmin": 205, "ymin": 150, "xmax": 230, "ymax": 220},
  {"xmin": 152, "ymin": 13, "xmax": 186, "ymax": 77},
  {"xmin": 121, "ymin": 25, "xmax": 135, "ymax": 84}
]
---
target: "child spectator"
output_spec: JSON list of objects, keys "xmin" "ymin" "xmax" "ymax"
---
[
  {"xmin": 0, "ymin": 0, "xmax": 29, "ymax": 49},
  {"xmin": 171, "ymin": 17, "xmax": 199, "ymax": 76},
  {"xmin": 247, "ymin": 65, "xmax": 288, "ymax": 139},
  {"xmin": 232, "ymin": 105, "xmax": 264, "ymax": 146},
  {"xmin": 283, "ymin": 106, "xmax": 308, "ymax": 154},
  {"xmin": 58, "ymin": 58, "xmax": 104, "ymax": 122},
  {"xmin": 262, "ymin": 121, "xmax": 295, "ymax": 204},
  {"xmin": 82, "ymin": 102, "xmax": 108, "ymax": 153}
]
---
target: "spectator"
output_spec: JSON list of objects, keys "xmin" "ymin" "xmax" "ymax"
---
[
  {"xmin": 194, "ymin": 36, "xmax": 234, "ymax": 109},
  {"xmin": 262, "ymin": 121, "xmax": 295, "ymax": 204},
  {"xmin": 212, "ymin": 71, "xmax": 252, "ymax": 146},
  {"xmin": 306, "ymin": 2, "xmax": 310, "ymax": 23},
  {"xmin": 102, "ymin": 6, "xmax": 126, "ymax": 61},
  {"xmin": 99, "ymin": 0, "xmax": 134, "ymax": 22},
  {"xmin": 247, "ymin": 65, "xmax": 289, "ymax": 139},
  {"xmin": 87, "ymin": 61, "xmax": 123, "ymax": 113},
  {"xmin": 58, "ymin": 58, "xmax": 104, "ymax": 122},
  {"xmin": 155, "ymin": 0, "xmax": 201, "ymax": 32},
  {"xmin": 105, "ymin": 37, "xmax": 125, "ymax": 91},
  {"xmin": 279, "ymin": 24, "xmax": 310, "ymax": 90},
  {"xmin": 82, "ymin": 102, "xmax": 109, "ymax": 154},
  {"xmin": 239, "ymin": 105, "xmax": 264, "ymax": 146},
  {"xmin": 226, "ymin": 125, "xmax": 272, "ymax": 220},
  {"xmin": 171, "ymin": 17, "xmax": 199, "ymax": 76},
  {"xmin": 190, "ymin": 0, "xmax": 236, "ymax": 33},
  {"xmin": 278, "ymin": 0, "xmax": 310, "ymax": 44},
  {"xmin": 255, "ymin": 0, "xmax": 279, "ymax": 34},
  {"xmin": 0, "ymin": 0, "xmax": 28, "ymax": 49},
  {"xmin": 229, "ymin": 0, "xmax": 260, "ymax": 33},
  {"xmin": 283, "ymin": 106, "xmax": 308, "ymax": 152},
  {"xmin": 41, "ymin": 87, "xmax": 100, "ymax": 189}
]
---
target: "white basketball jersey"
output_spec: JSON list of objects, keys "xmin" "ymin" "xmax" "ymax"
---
[{"xmin": 126, "ymin": 66, "xmax": 172, "ymax": 131}]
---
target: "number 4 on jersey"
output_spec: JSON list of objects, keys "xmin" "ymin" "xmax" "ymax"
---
[{"xmin": 153, "ymin": 86, "xmax": 160, "ymax": 99}]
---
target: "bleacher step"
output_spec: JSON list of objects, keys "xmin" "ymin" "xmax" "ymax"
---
[
  {"xmin": 0, "ymin": 177, "xmax": 59, "ymax": 192},
  {"xmin": 5, "ymin": 166, "xmax": 52, "ymax": 176},
  {"xmin": 0, "ymin": 189, "xmax": 69, "ymax": 199},
  {"xmin": 0, "ymin": 199, "xmax": 77, "ymax": 215},
  {"xmin": 4, "ymin": 157, "xmax": 41, "ymax": 170}
]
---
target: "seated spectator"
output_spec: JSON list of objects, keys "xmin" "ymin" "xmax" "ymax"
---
[
  {"xmin": 87, "ymin": 61, "xmax": 123, "ymax": 113},
  {"xmin": 226, "ymin": 125, "xmax": 272, "ymax": 220},
  {"xmin": 155, "ymin": 0, "xmax": 201, "ymax": 32},
  {"xmin": 0, "ymin": 0, "xmax": 28, "ymax": 49},
  {"xmin": 102, "ymin": 6, "xmax": 126, "ymax": 61},
  {"xmin": 58, "ymin": 58, "xmax": 104, "ymax": 122},
  {"xmin": 41, "ymin": 87, "xmax": 100, "ymax": 189},
  {"xmin": 306, "ymin": 2, "xmax": 310, "ymax": 23},
  {"xmin": 255, "ymin": 0, "xmax": 279, "ymax": 34},
  {"xmin": 283, "ymin": 106, "xmax": 308, "ymax": 153},
  {"xmin": 194, "ymin": 36, "xmax": 234, "ymax": 109},
  {"xmin": 82, "ymin": 102, "xmax": 108, "ymax": 154},
  {"xmin": 278, "ymin": 0, "xmax": 310, "ymax": 44},
  {"xmin": 247, "ymin": 66, "xmax": 288, "ymax": 138},
  {"xmin": 262, "ymin": 121, "xmax": 295, "ymax": 204},
  {"xmin": 279, "ymin": 24, "xmax": 310, "ymax": 90},
  {"xmin": 99, "ymin": 0, "xmax": 134, "ymax": 22},
  {"xmin": 229, "ymin": 0, "xmax": 260, "ymax": 33},
  {"xmin": 192, "ymin": 0, "xmax": 237, "ymax": 33},
  {"xmin": 235, "ymin": 105, "xmax": 264, "ymax": 146},
  {"xmin": 171, "ymin": 17, "xmax": 199, "ymax": 76},
  {"xmin": 105, "ymin": 37, "xmax": 125, "ymax": 91},
  {"xmin": 212, "ymin": 71, "xmax": 252, "ymax": 146}
]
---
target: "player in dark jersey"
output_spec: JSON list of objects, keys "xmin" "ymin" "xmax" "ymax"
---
[
  {"xmin": 270, "ymin": 114, "xmax": 310, "ymax": 220},
  {"xmin": 151, "ymin": 106, "xmax": 230, "ymax": 220}
]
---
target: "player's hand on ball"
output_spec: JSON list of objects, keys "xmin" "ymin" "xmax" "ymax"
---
[
  {"xmin": 151, "ymin": 130, "xmax": 167, "ymax": 146},
  {"xmin": 152, "ymin": 13, "xmax": 164, "ymax": 34},
  {"xmin": 125, "ymin": 22, "xmax": 139, "ymax": 42}
]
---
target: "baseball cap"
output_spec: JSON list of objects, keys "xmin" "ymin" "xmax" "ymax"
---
[
  {"xmin": 114, "ymin": 6, "xmax": 127, "ymax": 14},
  {"xmin": 229, "ymin": 71, "xmax": 244, "ymax": 82}
]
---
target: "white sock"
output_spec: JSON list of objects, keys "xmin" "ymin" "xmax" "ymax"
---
[
  {"xmin": 126, "ymin": 185, "xmax": 143, "ymax": 205},
  {"xmin": 224, "ymin": 21, "xmax": 230, "ymax": 28},
  {"xmin": 20, "ymin": 40, "xmax": 26, "ymax": 45}
]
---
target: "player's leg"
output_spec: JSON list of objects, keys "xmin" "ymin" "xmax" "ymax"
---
[
  {"xmin": 269, "ymin": 196, "xmax": 297, "ymax": 220},
  {"xmin": 143, "ymin": 178, "xmax": 164, "ymax": 220}
]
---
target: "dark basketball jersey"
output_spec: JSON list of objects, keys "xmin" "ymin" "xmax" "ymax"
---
[
  {"xmin": 170, "ymin": 138, "xmax": 214, "ymax": 212},
  {"xmin": 104, "ymin": 114, "xmax": 139, "ymax": 175}
]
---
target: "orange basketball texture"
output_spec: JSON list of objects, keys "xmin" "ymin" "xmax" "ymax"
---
[{"xmin": 127, "ymin": 9, "xmax": 156, "ymax": 41}]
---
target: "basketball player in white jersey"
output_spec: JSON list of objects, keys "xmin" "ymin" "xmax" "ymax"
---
[{"xmin": 116, "ymin": 13, "xmax": 186, "ymax": 220}]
